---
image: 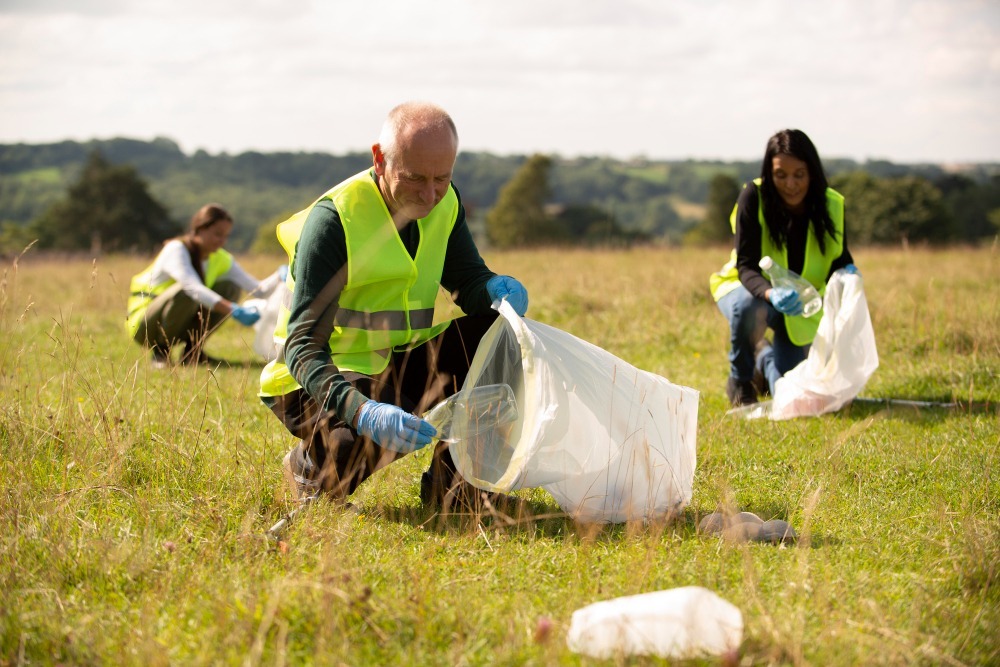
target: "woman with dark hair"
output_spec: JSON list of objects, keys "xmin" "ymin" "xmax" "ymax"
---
[
  {"xmin": 126, "ymin": 203, "xmax": 283, "ymax": 367},
  {"xmin": 709, "ymin": 129, "xmax": 858, "ymax": 406}
]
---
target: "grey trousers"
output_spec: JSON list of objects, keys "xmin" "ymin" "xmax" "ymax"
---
[{"xmin": 132, "ymin": 280, "xmax": 241, "ymax": 353}]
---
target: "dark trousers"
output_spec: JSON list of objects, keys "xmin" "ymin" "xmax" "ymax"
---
[
  {"xmin": 266, "ymin": 312, "xmax": 499, "ymax": 498},
  {"xmin": 132, "ymin": 280, "xmax": 241, "ymax": 354}
]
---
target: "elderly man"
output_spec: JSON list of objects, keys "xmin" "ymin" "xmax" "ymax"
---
[{"xmin": 259, "ymin": 101, "xmax": 528, "ymax": 511}]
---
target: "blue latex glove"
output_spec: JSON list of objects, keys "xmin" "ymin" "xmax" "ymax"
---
[
  {"xmin": 278, "ymin": 264, "xmax": 289, "ymax": 282},
  {"xmin": 486, "ymin": 275, "xmax": 529, "ymax": 316},
  {"xmin": 843, "ymin": 264, "xmax": 860, "ymax": 275},
  {"xmin": 356, "ymin": 401, "xmax": 437, "ymax": 453},
  {"xmin": 230, "ymin": 304, "xmax": 261, "ymax": 326},
  {"xmin": 769, "ymin": 287, "xmax": 804, "ymax": 316}
]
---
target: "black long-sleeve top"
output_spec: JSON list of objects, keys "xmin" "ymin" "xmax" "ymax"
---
[{"xmin": 734, "ymin": 182, "xmax": 854, "ymax": 300}]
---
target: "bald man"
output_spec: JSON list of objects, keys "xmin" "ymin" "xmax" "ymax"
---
[{"xmin": 259, "ymin": 101, "xmax": 528, "ymax": 512}]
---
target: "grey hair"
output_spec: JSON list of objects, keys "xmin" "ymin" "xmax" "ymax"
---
[{"xmin": 378, "ymin": 101, "xmax": 458, "ymax": 164}]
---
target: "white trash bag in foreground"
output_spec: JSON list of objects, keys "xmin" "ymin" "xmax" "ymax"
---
[
  {"xmin": 441, "ymin": 300, "xmax": 699, "ymax": 523},
  {"xmin": 737, "ymin": 269, "xmax": 879, "ymax": 420},
  {"xmin": 566, "ymin": 587, "xmax": 743, "ymax": 660}
]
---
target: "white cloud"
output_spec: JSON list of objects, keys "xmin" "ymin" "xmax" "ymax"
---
[{"xmin": 0, "ymin": 0, "xmax": 997, "ymax": 162}]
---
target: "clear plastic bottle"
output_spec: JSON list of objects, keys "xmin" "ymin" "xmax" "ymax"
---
[
  {"xmin": 423, "ymin": 383, "xmax": 519, "ymax": 444},
  {"xmin": 566, "ymin": 586, "xmax": 744, "ymax": 660},
  {"xmin": 759, "ymin": 256, "xmax": 822, "ymax": 317}
]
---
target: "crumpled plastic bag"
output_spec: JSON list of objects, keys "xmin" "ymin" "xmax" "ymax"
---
[
  {"xmin": 735, "ymin": 269, "xmax": 879, "ymax": 420},
  {"xmin": 566, "ymin": 586, "xmax": 743, "ymax": 660},
  {"xmin": 444, "ymin": 301, "xmax": 699, "ymax": 523},
  {"xmin": 242, "ymin": 271, "xmax": 287, "ymax": 362}
]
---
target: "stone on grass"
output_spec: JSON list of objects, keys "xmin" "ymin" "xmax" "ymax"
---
[{"xmin": 698, "ymin": 510, "xmax": 794, "ymax": 545}]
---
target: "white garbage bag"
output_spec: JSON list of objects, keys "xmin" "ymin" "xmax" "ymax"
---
[
  {"xmin": 566, "ymin": 587, "xmax": 743, "ymax": 660},
  {"xmin": 246, "ymin": 285, "xmax": 284, "ymax": 362},
  {"xmin": 445, "ymin": 301, "xmax": 699, "ymax": 523},
  {"xmin": 737, "ymin": 269, "xmax": 879, "ymax": 420}
]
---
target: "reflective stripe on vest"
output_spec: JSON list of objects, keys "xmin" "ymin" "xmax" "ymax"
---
[
  {"xmin": 125, "ymin": 247, "xmax": 234, "ymax": 337},
  {"xmin": 259, "ymin": 170, "xmax": 460, "ymax": 398},
  {"xmin": 708, "ymin": 179, "xmax": 845, "ymax": 346}
]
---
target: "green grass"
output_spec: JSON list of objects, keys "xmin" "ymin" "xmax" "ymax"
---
[{"xmin": 1, "ymin": 246, "xmax": 998, "ymax": 665}]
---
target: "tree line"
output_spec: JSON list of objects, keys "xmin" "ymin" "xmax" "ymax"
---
[{"xmin": 1, "ymin": 137, "xmax": 997, "ymax": 256}]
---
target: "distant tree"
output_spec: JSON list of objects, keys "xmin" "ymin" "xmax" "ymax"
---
[
  {"xmin": 667, "ymin": 163, "xmax": 708, "ymax": 202},
  {"xmin": 250, "ymin": 209, "xmax": 298, "ymax": 255},
  {"xmin": 30, "ymin": 150, "xmax": 176, "ymax": 253},
  {"xmin": 485, "ymin": 154, "xmax": 564, "ymax": 248},
  {"xmin": 550, "ymin": 204, "xmax": 640, "ymax": 246},
  {"xmin": 0, "ymin": 222, "xmax": 36, "ymax": 256},
  {"xmin": 989, "ymin": 208, "xmax": 1000, "ymax": 236},
  {"xmin": 635, "ymin": 196, "xmax": 683, "ymax": 238},
  {"xmin": 684, "ymin": 173, "xmax": 740, "ymax": 245},
  {"xmin": 831, "ymin": 172, "xmax": 951, "ymax": 245},
  {"xmin": 936, "ymin": 174, "xmax": 1000, "ymax": 243},
  {"xmin": 830, "ymin": 171, "xmax": 879, "ymax": 243}
]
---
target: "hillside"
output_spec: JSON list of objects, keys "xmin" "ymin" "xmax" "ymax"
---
[{"xmin": 1, "ymin": 137, "xmax": 995, "ymax": 251}]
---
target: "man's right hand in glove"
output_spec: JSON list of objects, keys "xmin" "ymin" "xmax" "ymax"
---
[
  {"xmin": 769, "ymin": 287, "xmax": 804, "ymax": 316},
  {"xmin": 230, "ymin": 304, "xmax": 261, "ymax": 326},
  {"xmin": 355, "ymin": 401, "xmax": 437, "ymax": 454}
]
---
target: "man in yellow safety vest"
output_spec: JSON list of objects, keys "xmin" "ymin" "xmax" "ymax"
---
[{"xmin": 259, "ymin": 101, "xmax": 528, "ymax": 511}]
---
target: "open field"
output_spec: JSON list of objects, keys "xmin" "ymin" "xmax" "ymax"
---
[{"xmin": 1, "ymin": 245, "xmax": 998, "ymax": 665}]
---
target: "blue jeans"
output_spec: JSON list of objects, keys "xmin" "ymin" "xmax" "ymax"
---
[{"xmin": 716, "ymin": 285, "xmax": 809, "ymax": 395}]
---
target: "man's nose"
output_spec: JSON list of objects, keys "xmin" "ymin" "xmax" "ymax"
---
[
  {"xmin": 420, "ymin": 183, "xmax": 436, "ymax": 203},
  {"xmin": 425, "ymin": 183, "xmax": 445, "ymax": 204}
]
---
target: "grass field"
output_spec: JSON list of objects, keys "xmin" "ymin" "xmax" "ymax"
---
[{"xmin": 1, "ymin": 245, "xmax": 998, "ymax": 665}]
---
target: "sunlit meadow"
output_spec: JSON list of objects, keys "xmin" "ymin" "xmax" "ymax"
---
[{"xmin": 1, "ymin": 245, "xmax": 997, "ymax": 665}]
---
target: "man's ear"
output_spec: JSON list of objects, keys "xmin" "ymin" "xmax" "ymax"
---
[{"xmin": 372, "ymin": 143, "xmax": 385, "ymax": 174}]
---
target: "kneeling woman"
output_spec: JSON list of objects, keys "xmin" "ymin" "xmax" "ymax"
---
[
  {"xmin": 710, "ymin": 129, "xmax": 858, "ymax": 406},
  {"xmin": 127, "ymin": 203, "xmax": 279, "ymax": 366}
]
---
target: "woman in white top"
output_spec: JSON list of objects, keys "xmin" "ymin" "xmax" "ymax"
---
[{"xmin": 126, "ymin": 203, "xmax": 282, "ymax": 367}]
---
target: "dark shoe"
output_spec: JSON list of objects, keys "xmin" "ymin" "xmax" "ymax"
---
[
  {"xmin": 752, "ymin": 366, "xmax": 769, "ymax": 398},
  {"xmin": 753, "ymin": 338, "xmax": 772, "ymax": 397},
  {"xmin": 726, "ymin": 376, "xmax": 758, "ymax": 407},
  {"xmin": 283, "ymin": 447, "xmax": 321, "ymax": 502},
  {"xmin": 150, "ymin": 348, "xmax": 171, "ymax": 369}
]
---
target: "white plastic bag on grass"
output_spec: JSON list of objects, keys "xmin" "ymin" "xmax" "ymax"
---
[
  {"xmin": 445, "ymin": 301, "xmax": 699, "ymax": 523},
  {"xmin": 243, "ymin": 282, "xmax": 286, "ymax": 362},
  {"xmin": 738, "ymin": 269, "xmax": 879, "ymax": 420},
  {"xmin": 566, "ymin": 587, "xmax": 743, "ymax": 660}
]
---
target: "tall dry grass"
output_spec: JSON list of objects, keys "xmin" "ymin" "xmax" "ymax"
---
[{"xmin": 0, "ymin": 244, "xmax": 997, "ymax": 665}]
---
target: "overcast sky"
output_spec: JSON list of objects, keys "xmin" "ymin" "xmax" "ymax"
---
[{"xmin": 1, "ymin": 0, "xmax": 998, "ymax": 164}]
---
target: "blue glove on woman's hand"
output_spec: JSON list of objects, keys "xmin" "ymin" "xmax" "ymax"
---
[
  {"xmin": 356, "ymin": 401, "xmax": 437, "ymax": 454},
  {"xmin": 486, "ymin": 275, "xmax": 529, "ymax": 316},
  {"xmin": 230, "ymin": 304, "xmax": 261, "ymax": 326},
  {"xmin": 769, "ymin": 287, "xmax": 804, "ymax": 316}
]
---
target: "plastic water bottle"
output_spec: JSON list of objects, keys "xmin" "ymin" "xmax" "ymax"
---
[
  {"xmin": 759, "ymin": 256, "xmax": 822, "ymax": 317},
  {"xmin": 566, "ymin": 587, "xmax": 743, "ymax": 660},
  {"xmin": 423, "ymin": 383, "xmax": 519, "ymax": 444}
]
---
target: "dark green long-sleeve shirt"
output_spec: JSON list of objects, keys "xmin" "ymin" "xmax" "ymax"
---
[{"xmin": 281, "ymin": 179, "xmax": 497, "ymax": 424}]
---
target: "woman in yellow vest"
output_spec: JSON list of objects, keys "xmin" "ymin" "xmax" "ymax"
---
[
  {"xmin": 709, "ymin": 129, "xmax": 858, "ymax": 406},
  {"xmin": 126, "ymin": 203, "xmax": 283, "ymax": 367}
]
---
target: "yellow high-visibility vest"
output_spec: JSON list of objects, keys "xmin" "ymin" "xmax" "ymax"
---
[
  {"xmin": 125, "ymin": 246, "xmax": 234, "ymax": 338},
  {"xmin": 709, "ymin": 179, "xmax": 844, "ymax": 346},
  {"xmin": 259, "ymin": 170, "xmax": 460, "ymax": 398}
]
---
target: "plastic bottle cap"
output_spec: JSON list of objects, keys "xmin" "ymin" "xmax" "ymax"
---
[{"xmin": 759, "ymin": 256, "xmax": 774, "ymax": 270}]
